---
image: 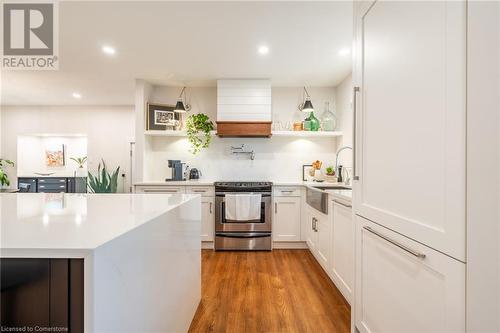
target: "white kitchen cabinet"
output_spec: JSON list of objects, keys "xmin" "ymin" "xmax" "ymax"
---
[
  {"xmin": 315, "ymin": 212, "xmax": 331, "ymax": 270},
  {"xmin": 304, "ymin": 203, "xmax": 331, "ymax": 273},
  {"xmin": 331, "ymin": 199, "xmax": 354, "ymax": 304},
  {"xmin": 200, "ymin": 197, "xmax": 214, "ymax": 242},
  {"xmin": 273, "ymin": 196, "xmax": 301, "ymax": 242},
  {"xmin": 304, "ymin": 205, "xmax": 318, "ymax": 251},
  {"xmin": 135, "ymin": 185, "xmax": 215, "ymax": 243},
  {"xmin": 355, "ymin": 215, "xmax": 465, "ymax": 333},
  {"xmin": 353, "ymin": 1, "xmax": 466, "ymax": 261}
]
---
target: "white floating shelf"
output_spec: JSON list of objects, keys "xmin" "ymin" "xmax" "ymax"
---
[
  {"xmin": 271, "ymin": 130, "xmax": 343, "ymax": 137},
  {"xmin": 144, "ymin": 130, "xmax": 216, "ymax": 137},
  {"xmin": 144, "ymin": 130, "xmax": 343, "ymax": 138}
]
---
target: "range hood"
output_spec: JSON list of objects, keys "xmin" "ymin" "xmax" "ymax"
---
[{"xmin": 216, "ymin": 79, "xmax": 272, "ymax": 137}]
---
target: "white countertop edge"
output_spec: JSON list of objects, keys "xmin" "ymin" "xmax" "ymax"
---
[{"xmin": 134, "ymin": 180, "xmax": 353, "ymax": 202}]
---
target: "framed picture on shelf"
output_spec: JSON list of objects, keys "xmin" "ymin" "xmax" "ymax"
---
[
  {"xmin": 154, "ymin": 110, "xmax": 176, "ymax": 126},
  {"xmin": 302, "ymin": 164, "xmax": 314, "ymax": 182},
  {"xmin": 146, "ymin": 103, "xmax": 180, "ymax": 130}
]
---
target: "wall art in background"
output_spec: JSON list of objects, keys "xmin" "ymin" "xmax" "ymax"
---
[
  {"xmin": 45, "ymin": 144, "xmax": 65, "ymax": 167},
  {"xmin": 146, "ymin": 103, "xmax": 180, "ymax": 130}
]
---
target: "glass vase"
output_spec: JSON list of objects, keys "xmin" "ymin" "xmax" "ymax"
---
[{"xmin": 320, "ymin": 102, "xmax": 337, "ymax": 131}]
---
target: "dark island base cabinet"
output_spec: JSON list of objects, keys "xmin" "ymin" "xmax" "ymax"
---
[
  {"xmin": 17, "ymin": 177, "xmax": 87, "ymax": 193},
  {"xmin": 0, "ymin": 258, "xmax": 84, "ymax": 333}
]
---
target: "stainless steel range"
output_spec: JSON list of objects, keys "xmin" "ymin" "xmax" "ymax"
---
[{"xmin": 214, "ymin": 181, "xmax": 272, "ymax": 251}]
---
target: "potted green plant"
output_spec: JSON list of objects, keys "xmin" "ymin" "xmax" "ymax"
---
[
  {"xmin": 186, "ymin": 113, "xmax": 214, "ymax": 154},
  {"xmin": 0, "ymin": 158, "xmax": 14, "ymax": 188},
  {"xmin": 70, "ymin": 156, "xmax": 87, "ymax": 177},
  {"xmin": 325, "ymin": 166, "xmax": 337, "ymax": 183},
  {"xmin": 87, "ymin": 159, "xmax": 120, "ymax": 193}
]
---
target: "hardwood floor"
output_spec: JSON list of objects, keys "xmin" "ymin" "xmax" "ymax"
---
[{"xmin": 188, "ymin": 249, "xmax": 351, "ymax": 333}]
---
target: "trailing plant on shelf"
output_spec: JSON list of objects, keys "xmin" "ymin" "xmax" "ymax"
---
[
  {"xmin": 70, "ymin": 156, "xmax": 87, "ymax": 168},
  {"xmin": 0, "ymin": 158, "xmax": 14, "ymax": 187},
  {"xmin": 87, "ymin": 159, "xmax": 120, "ymax": 193},
  {"xmin": 186, "ymin": 113, "xmax": 214, "ymax": 154}
]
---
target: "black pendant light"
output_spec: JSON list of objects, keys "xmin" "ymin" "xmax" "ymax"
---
[
  {"xmin": 300, "ymin": 87, "xmax": 314, "ymax": 113},
  {"xmin": 174, "ymin": 87, "xmax": 190, "ymax": 113}
]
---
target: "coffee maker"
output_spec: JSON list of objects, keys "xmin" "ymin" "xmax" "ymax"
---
[{"xmin": 166, "ymin": 160, "xmax": 187, "ymax": 181}]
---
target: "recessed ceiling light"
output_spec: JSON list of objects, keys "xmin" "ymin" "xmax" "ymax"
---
[
  {"xmin": 102, "ymin": 45, "xmax": 116, "ymax": 55},
  {"xmin": 72, "ymin": 92, "xmax": 81, "ymax": 99},
  {"xmin": 338, "ymin": 48, "xmax": 350, "ymax": 56},
  {"xmin": 258, "ymin": 45, "xmax": 269, "ymax": 55}
]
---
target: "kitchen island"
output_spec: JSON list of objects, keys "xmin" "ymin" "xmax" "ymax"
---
[{"xmin": 0, "ymin": 193, "xmax": 201, "ymax": 333}]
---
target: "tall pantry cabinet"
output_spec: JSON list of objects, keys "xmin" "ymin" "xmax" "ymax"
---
[{"xmin": 352, "ymin": 1, "xmax": 479, "ymax": 332}]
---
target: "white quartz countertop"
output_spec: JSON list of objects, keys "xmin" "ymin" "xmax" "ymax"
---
[
  {"xmin": 0, "ymin": 193, "xmax": 198, "ymax": 251},
  {"xmin": 324, "ymin": 189, "xmax": 352, "ymax": 202}
]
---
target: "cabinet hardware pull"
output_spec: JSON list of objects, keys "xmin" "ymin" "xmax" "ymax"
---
[
  {"xmin": 193, "ymin": 190, "xmax": 205, "ymax": 192},
  {"xmin": 312, "ymin": 217, "xmax": 318, "ymax": 232},
  {"xmin": 144, "ymin": 190, "xmax": 177, "ymax": 193},
  {"xmin": 280, "ymin": 190, "xmax": 294, "ymax": 193},
  {"xmin": 275, "ymin": 202, "xmax": 277, "ymax": 214},
  {"xmin": 353, "ymin": 86, "xmax": 360, "ymax": 181},
  {"xmin": 209, "ymin": 202, "xmax": 212, "ymax": 214},
  {"xmin": 59, "ymin": 185, "xmax": 65, "ymax": 188},
  {"xmin": 363, "ymin": 226, "xmax": 426, "ymax": 259},
  {"xmin": 333, "ymin": 200, "xmax": 352, "ymax": 208}
]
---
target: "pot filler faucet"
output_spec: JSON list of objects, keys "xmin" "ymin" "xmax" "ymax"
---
[
  {"xmin": 336, "ymin": 146, "xmax": 353, "ymax": 185},
  {"xmin": 231, "ymin": 144, "xmax": 255, "ymax": 160}
]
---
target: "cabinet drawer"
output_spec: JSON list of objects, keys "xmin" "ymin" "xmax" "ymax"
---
[
  {"xmin": 186, "ymin": 186, "xmax": 215, "ymax": 197},
  {"xmin": 135, "ymin": 186, "xmax": 185, "ymax": 194},
  {"xmin": 273, "ymin": 186, "xmax": 301, "ymax": 197},
  {"xmin": 38, "ymin": 178, "xmax": 67, "ymax": 184},
  {"xmin": 38, "ymin": 184, "xmax": 67, "ymax": 190},
  {"xmin": 355, "ymin": 215, "xmax": 465, "ymax": 333}
]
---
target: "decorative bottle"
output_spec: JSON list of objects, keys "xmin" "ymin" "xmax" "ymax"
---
[{"xmin": 320, "ymin": 102, "xmax": 337, "ymax": 131}]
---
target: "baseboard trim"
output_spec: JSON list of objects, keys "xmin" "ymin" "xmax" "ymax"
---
[
  {"xmin": 202, "ymin": 241, "xmax": 214, "ymax": 250},
  {"xmin": 272, "ymin": 241, "xmax": 308, "ymax": 249}
]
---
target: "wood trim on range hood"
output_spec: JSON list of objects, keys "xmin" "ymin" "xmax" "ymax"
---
[{"xmin": 216, "ymin": 122, "xmax": 272, "ymax": 137}]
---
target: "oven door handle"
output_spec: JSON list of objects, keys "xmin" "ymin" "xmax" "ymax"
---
[
  {"xmin": 216, "ymin": 192, "xmax": 271, "ymax": 197},
  {"xmin": 216, "ymin": 232, "xmax": 270, "ymax": 238}
]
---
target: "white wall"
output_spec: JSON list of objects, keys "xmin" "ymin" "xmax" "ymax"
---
[
  {"xmin": 149, "ymin": 85, "xmax": 337, "ymax": 130},
  {"xmin": 139, "ymin": 84, "xmax": 340, "ymax": 182},
  {"xmin": 17, "ymin": 135, "xmax": 87, "ymax": 177},
  {"xmin": 1, "ymin": 106, "xmax": 134, "ymax": 192},
  {"xmin": 146, "ymin": 136, "xmax": 338, "ymax": 182}
]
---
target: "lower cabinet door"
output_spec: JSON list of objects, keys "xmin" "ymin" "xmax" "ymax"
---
[
  {"xmin": 316, "ymin": 213, "xmax": 331, "ymax": 269},
  {"xmin": 355, "ymin": 215, "xmax": 465, "ymax": 333},
  {"xmin": 201, "ymin": 197, "xmax": 214, "ymax": 242},
  {"xmin": 331, "ymin": 200, "xmax": 354, "ymax": 304},
  {"xmin": 273, "ymin": 196, "xmax": 301, "ymax": 241},
  {"xmin": 305, "ymin": 206, "xmax": 317, "ymax": 251}
]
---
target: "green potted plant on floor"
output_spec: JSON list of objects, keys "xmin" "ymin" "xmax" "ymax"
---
[
  {"xmin": 87, "ymin": 159, "xmax": 120, "ymax": 193},
  {"xmin": 186, "ymin": 113, "xmax": 214, "ymax": 154}
]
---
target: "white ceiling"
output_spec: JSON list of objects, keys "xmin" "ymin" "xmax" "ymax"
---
[{"xmin": 1, "ymin": 1, "xmax": 353, "ymax": 106}]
